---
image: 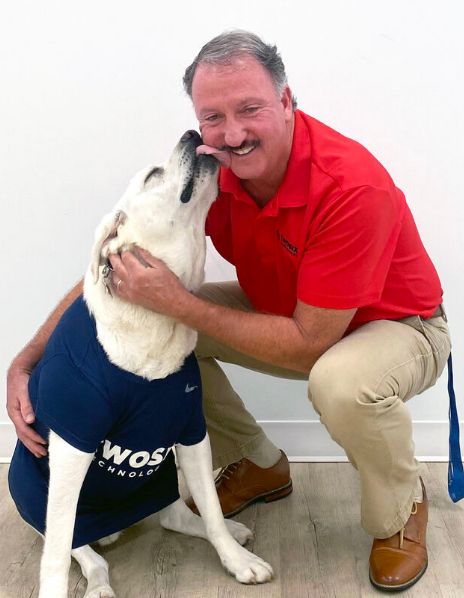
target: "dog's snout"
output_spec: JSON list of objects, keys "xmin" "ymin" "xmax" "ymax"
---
[{"xmin": 181, "ymin": 130, "xmax": 201, "ymax": 144}]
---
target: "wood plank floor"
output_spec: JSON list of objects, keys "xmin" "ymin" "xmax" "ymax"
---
[{"xmin": 1, "ymin": 462, "xmax": 463, "ymax": 597}]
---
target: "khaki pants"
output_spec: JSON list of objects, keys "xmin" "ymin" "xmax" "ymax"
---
[{"xmin": 195, "ymin": 282, "xmax": 451, "ymax": 538}]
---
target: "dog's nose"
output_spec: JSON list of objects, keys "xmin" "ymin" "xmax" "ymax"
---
[{"xmin": 181, "ymin": 130, "xmax": 201, "ymax": 143}]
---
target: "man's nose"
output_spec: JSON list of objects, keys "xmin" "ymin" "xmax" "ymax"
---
[{"xmin": 223, "ymin": 118, "xmax": 246, "ymax": 148}]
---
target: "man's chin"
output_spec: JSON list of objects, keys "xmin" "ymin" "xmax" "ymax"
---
[{"xmin": 229, "ymin": 154, "xmax": 264, "ymax": 179}]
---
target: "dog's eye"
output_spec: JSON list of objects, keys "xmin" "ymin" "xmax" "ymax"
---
[{"xmin": 144, "ymin": 166, "xmax": 164, "ymax": 185}]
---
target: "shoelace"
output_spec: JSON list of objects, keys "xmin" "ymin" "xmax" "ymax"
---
[
  {"xmin": 399, "ymin": 501, "xmax": 418, "ymax": 549},
  {"xmin": 215, "ymin": 459, "xmax": 244, "ymax": 482}
]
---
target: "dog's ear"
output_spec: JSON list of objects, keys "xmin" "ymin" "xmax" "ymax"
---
[{"xmin": 90, "ymin": 210, "xmax": 127, "ymax": 283}]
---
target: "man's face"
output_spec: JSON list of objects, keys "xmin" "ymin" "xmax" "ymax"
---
[{"xmin": 191, "ymin": 55, "xmax": 294, "ymax": 184}]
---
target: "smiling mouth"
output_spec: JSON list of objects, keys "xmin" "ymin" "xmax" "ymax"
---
[{"xmin": 231, "ymin": 145, "xmax": 256, "ymax": 157}]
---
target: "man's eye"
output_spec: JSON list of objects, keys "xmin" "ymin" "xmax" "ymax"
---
[
  {"xmin": 204, "ymin": 114, "xmax": 219, "ymax": 123},
  {"xmin": 244, "ymin": 106, "xmax": 259, "ymax": 114}
]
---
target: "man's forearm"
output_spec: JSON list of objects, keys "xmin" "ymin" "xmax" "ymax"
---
[
  {"xmin": 10, "ymin": 280, "xmax": 83, "ymax": 372},
  {"xmin": 177, "ymin": 293, "xmax": 318, "ymax": 373},
  {"xmin": 106, "ymin": 251, "xmax": 352, "ymax": 372}
]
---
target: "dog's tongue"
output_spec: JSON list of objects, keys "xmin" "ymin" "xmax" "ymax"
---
[{"xmin": 196, "ymin": 144, "xmax": 231, "ymax": 168}]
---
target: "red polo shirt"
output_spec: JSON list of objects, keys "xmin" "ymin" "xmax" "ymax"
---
[{"xmin": 205, "ymin": 110, "xmax": 443, "ymax": 331}]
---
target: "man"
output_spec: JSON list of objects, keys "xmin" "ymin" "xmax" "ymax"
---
[{"xmin": 7, "ymin": 31, "xmax": 451, "ymax": 591}]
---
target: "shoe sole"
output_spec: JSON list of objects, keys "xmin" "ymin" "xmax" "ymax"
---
[
  {"xmin": 223, "ymin": 481, "xmax": 293, "ymax": 518},
  {"xmin": 369, "ymin": 560, "xmax": 428, "ymax": 593}
]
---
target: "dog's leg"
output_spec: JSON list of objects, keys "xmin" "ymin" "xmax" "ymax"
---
[
  {"xmin": 175, "ymin": 433, "xmax": 273, "ymax": 584},
  {"xmin": 159, "ymin": 498, "xmax": 253, "ymax": 545},
  {"xmin": 38, "ymin": 431, "xmax": 94, "ymax": 598},
  {"xmin": 71, "ymin": 545, "xmax": 115, "ymax": 598}
]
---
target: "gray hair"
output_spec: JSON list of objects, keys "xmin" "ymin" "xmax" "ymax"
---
[{"xmin": 183, "ymin": 30, "xmax": 297, "ymax": 110}]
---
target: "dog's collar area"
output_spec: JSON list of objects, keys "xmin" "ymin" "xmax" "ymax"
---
[{"xmin": 102, "ymin": 261, "xmax": 113, "ymax": 296}]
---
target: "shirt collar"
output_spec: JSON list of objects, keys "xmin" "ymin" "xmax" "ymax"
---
[{"xmin": 218, "ymin": 110, "xmax": 311, "ymax": 209}]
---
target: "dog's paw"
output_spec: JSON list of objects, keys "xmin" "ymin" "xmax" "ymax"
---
[
  {"xmin": 224, "ymin": 519, "xmax": 253, "ymax": 545},
  {"xmin": 97, "ymin": 531, "xmax": 122, "ymax": 547},
  {"xmin": 221, "ymin": 546, "xmax": 273, "ymax": 584},
  {"xmin": 84, "ymin": 584, "xmax": 115, "ymax": 598}
]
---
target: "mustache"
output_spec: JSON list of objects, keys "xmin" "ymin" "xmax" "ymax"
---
[{"xmin": 220, "ymin": 140, "xmax": 259, "ymax": 152}]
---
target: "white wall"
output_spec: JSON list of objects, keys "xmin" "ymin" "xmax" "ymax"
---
[{"xmin": 2, "ymin": 0, "xmax": 463, "ymax": 460}]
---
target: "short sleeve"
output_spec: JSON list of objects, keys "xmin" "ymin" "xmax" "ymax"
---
[
  {"xmin": 35, "ymin": 353, "xmax": 113, "ymax": 453},
  {"xmin": 297, "ymin": 186, "xmax": 404, "ymax": 309}
]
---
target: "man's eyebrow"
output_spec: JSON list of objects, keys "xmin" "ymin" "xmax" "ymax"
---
[
  {"xmin": 198, "ymin": 98, "xmax": 265, "ymax": 116},
  {"xmin": 144, "ymin": 166, "xmax": 164, "ymax": 185},
  {"xmin": 237, "ymin": 97, "xmax": 265, "ymax": 105}
]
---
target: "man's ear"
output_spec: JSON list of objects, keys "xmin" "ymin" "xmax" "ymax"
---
[
  {"xmin": 90, "ymin": 210, "xmax": 127, "ymax": 283},
  {"xmin": 281, "ymin": 85, "xmax": 294, "ymax": 120}
]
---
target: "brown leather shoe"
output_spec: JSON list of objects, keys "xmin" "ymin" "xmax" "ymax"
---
[
  {"xmin": 187, "ymin": 450, "xmax": 292, "ymax": 518},
  {"xmin": 369, "ymin": 479, "xmax": 428, "ymax": 592}
]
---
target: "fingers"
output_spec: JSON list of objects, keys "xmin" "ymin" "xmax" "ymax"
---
[
  {"xmin": 7, "ymin": 366, "xmax": 48, "ymax": 457},
  {"xmin": 19, "ymin": 393, "xmax": 35, "ymax": 425},
  {"xmin": 109, "ymin": 248, "xmax": 161, "ymax": 272},
  {"xmin": 107, "ymin": 248, "xmax": 176, "ymax": 311},
  {"xmin": 108, "ymin": 252, "xmax": 126, "ymax": 276},
  {"xmin": 108, "ymin": 253, "xmax": 128, "ymax": 296},
  {"xmin": 17, "ymin": 423, "xmax": 48, "ymax": 458},
  {"xmin": 131, "ymin": 247, "xmax": 160, "ymax": 267},
  {"xmin": 122, "ymin": 248, "xmax": 162, "ymax": 269},
  {"xmin": 9, "ymin": 402, "xmax": 47, "ymax": 458},
  {"xmin": 109, "ymin": 249, "xmax": 164, "ymax": 298},
  {"xmin": 108, "ymin": 251, "xmax": 146, "ymax": 282}
]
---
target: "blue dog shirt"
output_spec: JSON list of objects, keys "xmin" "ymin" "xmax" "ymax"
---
[{"xmin": 9, "ymin": 296, "xmax": 206, "ymax": 548}]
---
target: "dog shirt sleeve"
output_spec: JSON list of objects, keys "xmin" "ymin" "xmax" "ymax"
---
[
  {"xmin": 176, "ymin": 387, "xmax": 207, "ymax": 446},
  {"xmin": 34, "ymin": 352, "xmax": 113, "ymax": 453},
  {"xmin": 176, "ymin": 354, "xmax": 207, "ymax": 446}
]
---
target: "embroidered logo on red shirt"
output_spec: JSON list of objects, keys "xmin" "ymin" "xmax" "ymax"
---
[{"xmin": 276, "ymin": 230, "xmax": 298, "ymax": 256}]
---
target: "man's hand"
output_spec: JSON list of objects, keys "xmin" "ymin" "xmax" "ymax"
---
[
  {"xmin": 7, "ymin": 363, "xmax": 47, "ymax": 457},
  {"xmin": 6, "ymin": 279, "xmax": 83, "ymax": 457},
  {"xmin": 109, "ymin": 248, "xmax": 191, "ymax": 318}
]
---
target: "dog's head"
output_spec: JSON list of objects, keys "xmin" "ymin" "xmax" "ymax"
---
[{"xmin": 90, "ymin": 130, "xmax": 219, "ymax": 283}]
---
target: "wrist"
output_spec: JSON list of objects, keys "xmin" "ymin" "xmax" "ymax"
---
[
  {"xmin": 9, "ymin": 343, "xmax": 43, "ymax": 376},
  {"xmin": 173, "ymin": 290, "xmax": 206, "ymax": 325}
]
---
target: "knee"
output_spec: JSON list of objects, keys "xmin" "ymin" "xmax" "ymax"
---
[{"xmin": 308, "ymin": 353, "xmax": 371, "ymax": 428}]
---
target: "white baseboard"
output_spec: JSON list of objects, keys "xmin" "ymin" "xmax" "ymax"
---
[
  {"xmin": 1, "ymin": 420, "xmax": 461, "ymax": 463},
  {"xmin": 259, "ymin": 420, "xmax": 460, "ymax": 462},
  {"xmin": 0, "ymin": 423, "xmax": 19, "ymax": 463}
]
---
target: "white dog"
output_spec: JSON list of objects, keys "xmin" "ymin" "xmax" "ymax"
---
[{"xmin": 9, "ymin": 130, "xmax": 273, "ymax": 598}]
